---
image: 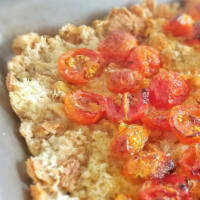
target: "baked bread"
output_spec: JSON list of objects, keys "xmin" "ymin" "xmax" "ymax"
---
[{"xmin": 6, "ymin": 0, "xmax": 200, "ymax": 199}]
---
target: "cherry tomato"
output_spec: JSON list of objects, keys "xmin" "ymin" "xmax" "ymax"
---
[
  {"xmin": 122, "ymin": 90, "xmax": 149, "ymax": 123},
  {"xmin": 188, "ymin": 4, "xmax": 200, "ymax": 20},
  {"xmin": 98, "ymin": 31, "xmax": 138, "ymax": 64},
  {"xmin": 163, "ymin": 14, "xmax": 194, "ymax": 37},
  {"xmin": 169, "ymin": 105, "xmax": 200, "ymax": 144},
  {"xmin": 107, "ymin": 69, "xmax": 143, "ymax": 93},
  {"xmin": 103, "ymin": 89, "xmax": 149, "ymax": 123},
  {"xmin": 149, "ymin": 71, "xmax": 189, "ymax": 109},
  {"xmin": 140, "ymin": 174, "xmax": 192, "ymax": 200},
  {"xmin": 58, "ymin": 48, "xmax": 105, "ymax": 85},
  {"xmin": 187, "ymin": 22, "xmax": 200, "ymax": 46},
  {"xmin": 127, "ymin": 46, "xmax": 161, "ymax": 78},
  {"xmin": 122, "ymin": 150, "xmax": 174, "ymax": 180},
  {"xmin": 110, "ymin": 124, "xmax": 149, "ymax": 159},
  {"xmin": 115, "ymin": 194, "xmax": 133, "ymax": 200},
  {"xmin": 179, "ymin": 145, "xmax": 200, "ymax": 180},
  {"xmin": 64, "ymin": 90, "xmax": 104, "ymax": 125},
  {"xmin": 142, "ymin": 105, "xmax": 170, "ymax": 131}
]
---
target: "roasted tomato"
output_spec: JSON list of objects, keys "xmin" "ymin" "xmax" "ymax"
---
[
  {"xmin": 110, "ymin": 124, "xmax": 149, "ymax": 159},
  {"xmin": 149, "ymin": 71, "xmax": 189, "ymax": 109},
  {"xmin": 115, "ymin": 194, "xmax": 133, "ymax": 200},
  {"xmin": 163, "ymin": 14, "xmax": 194, "ymax": 37},
  {"xmin": 58, "ymin": 48, "xmax": 105, "ymax": 85},
  {"xmin": 64, "ymin": 90, "xmax": 104, "ymax": 125},
  {"xmin": 98, "ymin": 31, "xmax": 138, "ymax": 64},
  {"xmin": 187, "ymin": 22, "xmax": 200, "ymax": 46},
  {"xmin": 169, "ymin": 105, "xmax": 200, "ymax": 144},
  {"xmin": 122, "ymin": 90, "xmax": 149, "ymax": 123},
  {"xmin": 107, "ymin": 69, "xmax": 143, "ymax": 93},
  {"xmin": 188, "ymin": 4, "xmax": 200, "ymax": 20},
  {"xmin": 140, "ymin": 174, "xmax": 192, "ymax": 200},
  {"xmin": 122, "ymin": 149, "xmax": 174, "ymax": 180},
  {"xmin": 103, "ymin": 89, "xmax": 149, "ymax": 123},
  {"xmin": 180, "ymin": 145, "xmax": 200, "ymax": 180},
  {"xmin": 127, "ymin": 46, "xmax": 161, "ymax": 78},
  {"xmin": 142, "ymin": 105, "xmax": 170, "ymax": 131}
]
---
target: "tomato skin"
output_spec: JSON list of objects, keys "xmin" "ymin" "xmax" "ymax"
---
[
  {"xmin": 103, "ymin": 89, "xmax": 149, "ymax": 123},
  {"xmin": 122, "ymin": 149, "xmax": 174, "ymax": 180},
  {"xmin": 64, "ymin": 90, "xmax": 104, "ymax": 125},
  {"xmin": 179, "ymin": 146, "xmax": 200, "ymax": 180},
  {"xmin": 127, "ymin": 46, "xmax": 161, "ymax": 78},
  {"xmin": 140, "ymin": 174, "xmax": 192, "ymax": 200},
  {"xmin": 142, "ymin": 106, "xmax": 170, "ymax": 131},
  {"xmin": 98, "ymin": 31, "xmax": 138, "ymax": 64},
  {"xmin": 110, "ymin": 124, "xmax": 149, "ymax": 159},
  {"xmin": 58, "ymin": 48, "xmax": 105, "ymax": 85},
  {"xmin": 163, "ymin": 14, "xmax": 194, "ymax": 37},
  {"xmin": 107, "ymin": 69, "xmax": 143, "ymax": 93},
  {"xmin": 149, "ymin": 71, "xmax": 190, "ymax": 109},
  {"xmin": 169, "ymin": 105, "xmax": 200, "ymax": 144},
  {"xmin": 187, "ymin": 22, "xmax": 200, "ymax": 46}
]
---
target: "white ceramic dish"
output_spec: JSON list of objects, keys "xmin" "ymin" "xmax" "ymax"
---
[{"xmin": 0, "ymin": 0, "xmax": 173, "ymax": 199}]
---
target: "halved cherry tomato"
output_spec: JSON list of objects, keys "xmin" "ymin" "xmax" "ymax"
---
[
  {"xmin": 122, "ymin": 90, "xmax": 149, "ymax": 123},
  {"xmin": 103, "ymin": 89, "xmax": 149, "ymax": 123},
  {"xmin": 115, "ymin": 194, "xmax": 133, "ymax": 200},
  {"xmin": 127, "ymin": 46, "xmax": 161, "ymax": 78},
  {"xmin": 179, "ymin": 145, "xmax": 200, "ymax": 180},
  {"xmin": 187, "ymin": 22, "xmax": 200, "ymax": 46},
  {"xmin": 188, "ymin": 4, "xmax": 200, "ymax": 20},
  {"xmin": 64, "ymin": 90, "xmax": 104, "ymax": 125},
  {"xmin": 107, "ymin": 69, "xmax": 143, "ymax": 93},
  {"xmin": 58, "ymin": 48, "xmax": 105, "ymax": 85},
  {"xmin": 163, "ymin": 14, "xmax": 194, "ymax": 37},
  {"xmin": 122, "ymin": 150, "xmax": 174, "ymax": 180},
  {"xmin": 98, "ymin": 31, "xmax": 138, "ymax": 64},
  {"xmin": 149, "ymin": 71, "xmax": 189, "ymax": 109},
  {"xmin": 142, "ymin": 105, "xmax": 170, "ymax": 131},
  {"xmin": 110, "ymin": 124, "xmax": 149, "ymax": 159},
  {"xmin": 169, "ymin": 105, "xmax": 200, "ymax": 144},
  {"xmin": 140, "ymin": 174, "xmax": 192, "ymax": 200}
]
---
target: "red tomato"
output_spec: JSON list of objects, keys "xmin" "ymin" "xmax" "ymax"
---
[
  {"xmin": 122, "ymin": 90, "xmax": 149, "ymax": 123},
  {"xmin": 107, "ymin": 69, "xmax": 143, "ymax": 93},
  {"xmin": 103, "ymin": 89, "xmax": 149, "ymax": 123},
  {"xmin": 179, "ymin": 145, "xmax": 200, "ymax": 180},
  {"xmin": 140, "ymin": 174, "xmax": 192, "ymax": 200},
  {"xmin": 127, "ymin": 46, "xmax": 161, "ymax": 78},
  {"xmin": 64, "ymin": 90, "xmax": 104, "ymax": 125},
  {"xmin": 187, "ymin": 22, "xmax": 200, "ymax": 46},
  {"xmin": 58, "ymin": 48, "xmax": 105, "ymax": 85},
  {"xmin": 149, "ymin": 71, "xmax": 189, "ymax": 109},
  {"xmin": 122, "ymin": 150, "xmax": 174, "ymax": 180},
  {"xmin": 110, "ymin": 124, "xmax": 149, "ymax": 159},
  {"xmin": 98, "ymin": 31, "xmax": 138, "ymax": 64},
  {"xmin": 142, "ymin": 105, "xmax": 170, "ymax": 131},
  {"xmin": 169, "ymin": 105, "xmax": 200, "ymax": 144},
  {"xmin": 163, "ymin": 14, "xmax": 194, "ymax": 37},
  {"xmin": 188, "ymin": 4, "xmax": 200, "ymax": 20}
]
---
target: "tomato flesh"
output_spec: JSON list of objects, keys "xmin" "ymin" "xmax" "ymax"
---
[
  {"xmin": 107, "ymin": 69, "xmax": 143, "ymax": 93},
  {"xmin": 180, "ymin": 145, "xmax": 200, "ymax": 180},
  {"xmin": 169, "ymin": 105, "xmax": 200, "ymax": 144},
  {"xmin": 110, "ymin": 124, "xmax": 149, "ymax": 159},
  {"xmin": 127, "ymin": 46, "xmax": 161, "ymax": 78},
  {"xmin": 142, "ymin": 105, "xmax": 170, "ymax": 131},
  {"xmin": 140, "ymin": 174, "xmax": 192, "ymax": 200},
  {"xmin": 98, "ymin": 31, "xmax": 138, "ymax": 64},
  {"xmin": 122, "ymin": 150, "xmax": 174, "ymax": 180},
  {"xmin": 149, "ymin": 71, "xmax": 189, "ymax": 109},
  {"xmin": 164, "ymin": 14, "xmax": 194, "ymax": 37},
  {"xmin": 58, "ymin": 48, "xmax": 105, "ymax": 85},
  {"xmin": 64, "ymin": 90, "xmax": 104, "ymax": 125}
]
